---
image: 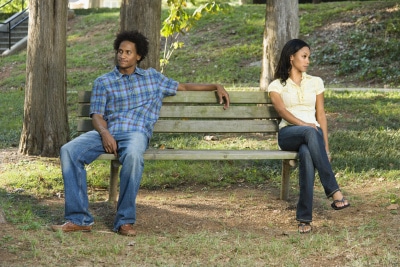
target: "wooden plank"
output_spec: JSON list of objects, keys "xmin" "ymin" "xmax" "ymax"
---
[
  {"xmin": 78, "ymin": 104, "xmax": 91, "ymax": 117},
  {"xmin": 153, "ymin": 120, "xmax": 278, "ymax": 133},
  {"xmin": 77, "ymin": 119, "xmax": 279, "ymax": 133},
  {"xmin": 78, "ymin": 90, "xmax": 92, "ymax": 103},
  {"xmin": 96, "ymin": 149, "xmax": 298, "ymax": 161},
  {"xmin": 78, "ymin": 105, "xmax": 279, "ymax": 119},
  {"xmin": 162, "ymin": 91, "xmax": 272, "ymax": 104},
  {"xmin": 281, "ymin": 159, "xmax": 291, "ymax": 200},
  {"xmin": 79, "ymin": 90, "xmax": 272, "ymax": 104},
  {"xmin": 77, "ymin": 120, "xmax": 94, "ymax": 132},
  {"xmin": 159, "ymin": 105, "xmax": 279, "ymax": 119}
]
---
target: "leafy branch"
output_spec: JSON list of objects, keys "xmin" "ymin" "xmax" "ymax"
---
[{"xmin": 160, "ymin": 0, "xmax": 230, "ymax": 72}]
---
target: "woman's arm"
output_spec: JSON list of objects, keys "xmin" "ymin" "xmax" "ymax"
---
[
  {"xmin": 269, "ymin": 91, "xmax": 317, "ymax": 128},
  {"xmin": 315, "ymin": 93, "xmax": 330, "ymax": 158},
  {"xmin": 177, "ymin": 83, "xmax": 230, "ymax": 109}
]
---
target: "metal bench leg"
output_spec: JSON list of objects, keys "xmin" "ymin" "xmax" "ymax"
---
[
  {"xmin": 109, "ymin": 160, "xmax": 120, "ymax": 203},
  {"xmin": 280, "ymin": 159, "xmax": 291, "ymax": 200}
]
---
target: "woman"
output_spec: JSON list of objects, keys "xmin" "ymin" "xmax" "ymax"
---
[{"xmin": 267, "ymin": 39, "xmax": 350, "ymax": 234}]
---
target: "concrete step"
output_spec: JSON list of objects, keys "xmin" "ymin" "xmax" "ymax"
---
[{"xmin": 0, "ymin": 26, "xmax": 28, "ymax": 52}]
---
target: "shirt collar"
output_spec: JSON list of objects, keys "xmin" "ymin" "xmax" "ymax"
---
[
  {"xmin": 302, "ymin": 72, "xmax": 311, "ymax": 80},
  {"xmin": 113, "ymin": 66, "xmax": 145, "ymax": 79},
  {"xmin": 287, "ymin": 72, "xmax": 311, "ymax": 86}
]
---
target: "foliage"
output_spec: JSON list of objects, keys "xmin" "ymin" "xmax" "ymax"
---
[
  {"xmin": 300, "ymin": 1, "xmax": 400, "ymax": 87},
  {"xmin": 2, "ymin": 2, "xmax": 399, "ymax": 88},
  {"xmin": 0, "ymin": 0, "xmax": 27, "ymax": 14},
  {"xmin": 160, "ymin": 1, "xmax": 230, "ymax": 72}
]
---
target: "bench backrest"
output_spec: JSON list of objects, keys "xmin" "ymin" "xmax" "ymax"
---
[{"xmin": 77, "ymin": 91, "xmax": 280, "ymax": 134}]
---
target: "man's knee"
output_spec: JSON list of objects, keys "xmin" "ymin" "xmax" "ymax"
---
[
  {"xmin": 120, "ymin": 150, "xmax": 144, "ymax": 163},
  {"xmin": 60, "ymin": 141, "xmax": 73, "ymax": 158}
]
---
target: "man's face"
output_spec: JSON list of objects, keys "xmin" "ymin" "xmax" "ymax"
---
[{"xmin": 117, "ymin": 40, "xmax": 141, "ymax": 74}]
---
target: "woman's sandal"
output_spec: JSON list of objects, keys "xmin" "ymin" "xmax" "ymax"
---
[
  {"xmin": 331, "ymin": 197, "xmax": 350, "ymax": 210},
  {"xmin": 298, "ymin": 222, "xmax": 312, "ymax": 234}
]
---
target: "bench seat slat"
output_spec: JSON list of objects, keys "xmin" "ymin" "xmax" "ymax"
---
[
  {"xmin": 96, "ymin": 150, "xmax": 298, "ymax": 161},
  {"xmin": 77, "ymin": 119, "xmax": 279, "ymax": 133}
]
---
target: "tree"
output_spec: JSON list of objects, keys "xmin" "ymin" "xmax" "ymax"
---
[
  {"xmin": 160, "ymin": 1, "xmax": 228, "ymax": 72},
  {"xmin": 120, "ymin": 0, "xmax": 162, "ymax": 70},
  {"xmin": 259, "ymin": 0, "xmax": 299, "ymax": 90},
  {"xmin": 19, "ymin": 0, "xmax": 69, "ymax": 157},
  {"xmin": 119, "ymin": 0, "xmax": 228, "ymax": 71}
]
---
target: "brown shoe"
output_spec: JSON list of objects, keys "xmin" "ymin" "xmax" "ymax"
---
[
  {"xmin": 118, "ymin": 224, "xmax": 136, "ymax": 236},
  {"xmin": 51, "ymin": 222, "xmax": 92, "ymax": 232}
]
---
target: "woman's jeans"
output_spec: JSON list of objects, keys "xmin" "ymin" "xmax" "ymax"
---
[
  {"xmin": 60, "ymin": 130, "xmax": 148, "ymax": 231},
  {"xmin": 278, "ymin": 126, "xmax": 340, "ymax": 223}
]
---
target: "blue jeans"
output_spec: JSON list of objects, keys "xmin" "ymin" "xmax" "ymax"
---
[
  {"xmin": 60, "ymin": 130, "xmax": 148, "ymax": 231},
  {"xmin": 278, "ymin": 126, "xmax": 340, "ymax": 223}
]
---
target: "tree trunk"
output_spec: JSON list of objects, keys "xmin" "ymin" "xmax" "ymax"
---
[
  {"xmin": 19, "ymin": 0, "xmax": 69, "ymax": 157},
  {"xmin": 89, "ymin": 0, "xmax": 101, "ymax": 8},
  {"xmin": 259, "ymin": 0, "xmax": 299, "ymax": 90},
  {"xmin": 120, "ymin": 0, "xmax": 161, "ymax": 70}
]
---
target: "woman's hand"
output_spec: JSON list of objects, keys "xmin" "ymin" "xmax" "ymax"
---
[{"xmin": 302, "ymin": 122, "xmax": 318, "ymax": 130}]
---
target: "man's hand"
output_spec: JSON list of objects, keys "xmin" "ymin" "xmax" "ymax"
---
[
  {"xmin": 216, "ymin": 85, "xmax": 230, "ymax": 110},
  {"xmin": 177, "ymin": 83, "xmax": 230, "ymax": 109},
  {"xmin": 100, "ymin": 130, "xmax": 118, "ymax": 157},
  {"xmin": 92, "ymin": 114, "xmax": 118, "ymax": 156}
]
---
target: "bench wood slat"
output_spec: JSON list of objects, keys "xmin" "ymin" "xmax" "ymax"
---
[
  {"xmin": 95, "ymin": 150, "xmax": 298, "ymax": 161},
  {"xmin": 153, "ymin": 120, "xmax": 278, "ymax": 133},
  {"xmin": 78, "ymin": 91, "xmax": 272, "ymax": 104},
  {"xmin": 78, "ymin": 105, "xmax": 280, "ymax": 119},
  {"xmin": 77, "ymin": 119, "xmax": 278, "ymax": 133}
]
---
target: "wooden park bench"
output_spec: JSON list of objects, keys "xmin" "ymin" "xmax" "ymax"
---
[{"xmin": 77, "ymin": 90, "xmax": 298, "ymax": 202}]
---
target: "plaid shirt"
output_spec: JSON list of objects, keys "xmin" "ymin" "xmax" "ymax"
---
[{"xmin": 90, "ymin": 66, "xmax": 178, "ymax": 138}]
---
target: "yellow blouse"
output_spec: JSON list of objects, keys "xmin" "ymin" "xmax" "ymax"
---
[{"xmin": 267, "ymin": 72, "xmax": 325, "ymax": 129}]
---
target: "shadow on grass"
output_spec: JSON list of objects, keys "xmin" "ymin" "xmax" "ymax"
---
[{"xmin": 0, "ymin": 188, "xmax": 63, "ymax": 229}]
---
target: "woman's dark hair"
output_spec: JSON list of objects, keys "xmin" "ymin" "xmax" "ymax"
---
[
  {"xmin": 113, "ymin": 30, "xmax": 149, "ymax": 63},
  {"xmin": 273, "ymin": 39, "xmax": 310, "ymax": 85}
]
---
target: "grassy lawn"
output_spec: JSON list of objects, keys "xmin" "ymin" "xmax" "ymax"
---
[{"xmin": 0, "ymin": 1, "xmax": 400, "ymax": 266}]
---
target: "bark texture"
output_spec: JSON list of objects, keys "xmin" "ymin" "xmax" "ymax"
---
[
  {"xmin": 260, "ymin": 0, "xmax": 299, "ymax": 90},
  {"xmin": 19, "ymin": 0, "xmax": 69, "ymax": 157},
  {"xmin": 120, "ymin": 0, "xmax": 162, "ymax": 70}
]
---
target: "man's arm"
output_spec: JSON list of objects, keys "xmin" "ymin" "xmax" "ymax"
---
[
  {"xmin": 177, "ymin": 83, "xmax": 230, "ymax": 109},
  {"xmin": 92, "ymin": 114, "xmax": 118, "ymax": 156}
]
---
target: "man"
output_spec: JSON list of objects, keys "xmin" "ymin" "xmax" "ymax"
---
[{"xmin": 51, "ymin": 30, "xmax": 230, "ymax": 236}]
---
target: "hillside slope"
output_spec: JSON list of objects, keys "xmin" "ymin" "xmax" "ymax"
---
[
  {"xmin": 1, "ymin": 1, "xmax": 399, "ymax": 91},
  {"xmin": 162, "ymin": 1, "xmax": 400, "ymax": 88}
]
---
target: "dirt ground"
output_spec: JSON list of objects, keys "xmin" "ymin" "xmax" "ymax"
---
[
  {"xmin": 0, "ymin": 149, "xmax": 400, "ymax": 266},
  {"xmin": 1, "ymin": 148, "xmax": 399, "ymax": 267}
]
